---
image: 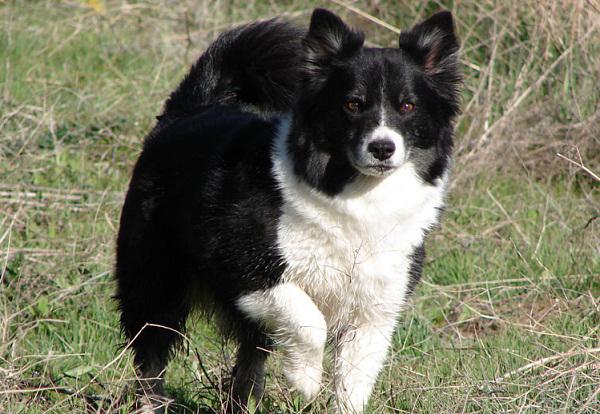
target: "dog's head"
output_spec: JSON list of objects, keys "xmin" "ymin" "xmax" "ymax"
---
[{"xmin": 289, "ymin": 8, "xmax": 461, "ymax": 195}]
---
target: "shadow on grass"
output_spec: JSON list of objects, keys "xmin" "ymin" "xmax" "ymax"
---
[{"xmin": 164, "ymin": 385, "xmax": 211, "ymax": 414}]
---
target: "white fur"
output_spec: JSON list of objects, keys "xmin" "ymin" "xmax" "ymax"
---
[
  {"xmin": 238, "ymin": 116, "xmax": 447, "ymax": 413},
  {"xmin": 334, "ymin": 320, "xmax": 396, "ymax": 413},
  {"xmin": 416, "ymin": 28, "xmax": 441, "ymax": 49},
  {"xmin": 236, "ymin": 282, "xmax": 327, "ymax": 399}
]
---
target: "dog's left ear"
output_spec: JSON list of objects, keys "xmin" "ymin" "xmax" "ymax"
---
[
  {"xmin": 399, "ymin": 11, "xmax": 459, "ymax": 76},
  {"xmin": 400, "ymin": 11, "xmax": 461, "ymax": 114}
]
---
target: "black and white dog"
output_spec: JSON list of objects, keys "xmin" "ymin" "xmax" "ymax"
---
[{"xmin": 116, "ymin": 8, "xmax": 460, "ymax": 413}]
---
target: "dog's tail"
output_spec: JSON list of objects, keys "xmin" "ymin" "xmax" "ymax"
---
[{"xmin": 160, "ymin": 19, "xmax": 303, "ymax": 122}]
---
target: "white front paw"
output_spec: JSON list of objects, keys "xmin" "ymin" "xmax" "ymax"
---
[
  {"xmin": 335, "ymin": 381, "xmax": 370, "ymax": 414},
  {"xmin": 285, "ymin": 361, "xmax": 323, "ymax": 399}
]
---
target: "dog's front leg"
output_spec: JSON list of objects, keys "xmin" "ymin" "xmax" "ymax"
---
[
  {"xmin": 236, "ymin": 282, "xmax": 327, "ymax": 400},
  {"xmin": 333, "ymin": 318, "xmax": 397, "ymax": 414}
]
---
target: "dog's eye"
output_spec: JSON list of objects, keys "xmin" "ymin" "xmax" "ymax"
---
[
  {"xmin": 344, "ymin": 100, "xmax": 362, "ymax": 113},
  {"xmin": 399, "ymin": 102, "xmax": 415, "ymax": 114}
]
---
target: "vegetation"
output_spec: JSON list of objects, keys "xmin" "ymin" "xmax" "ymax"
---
[{"xmin": 1, "ymin": 1, "xmax": 598, "ymax": 412}]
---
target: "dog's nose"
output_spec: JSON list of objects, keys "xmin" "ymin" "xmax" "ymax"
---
[{"xmin": 368, "ymin": 139, "xmax": 396, "ymax": 161}]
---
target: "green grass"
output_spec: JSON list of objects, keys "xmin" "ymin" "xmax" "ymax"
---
[{"xmin": 1, "ymin": 1, "xmax": 598, "ymax": 413}]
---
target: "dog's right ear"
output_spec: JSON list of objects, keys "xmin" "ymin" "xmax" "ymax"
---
[{"xmin": 301, "ymin": 9, "xmax": 364, "ymax": 87}]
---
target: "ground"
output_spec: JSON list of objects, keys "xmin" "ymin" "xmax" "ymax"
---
[{"xmin": 0, "ymin": 1, "xmax": 598, "ymax": 413}]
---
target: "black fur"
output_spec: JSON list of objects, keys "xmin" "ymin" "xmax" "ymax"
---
[
  {"xmin": 161, "ymin": 19, "xmax": 304, "ymax": 123},
  {"xmin": 115, "ymin": 108, "xmax": 286, "ymax": 378},
  {"xmin": 407, "ymin": 244, "xmax": 426, "ymax": 296},
  {"xmin": 115, "ymin": 8, "xmax": 461, "ymax": 411},
  {"xmin": 115, "ymin": 21, "xmax": 303, "ymax": 406}
]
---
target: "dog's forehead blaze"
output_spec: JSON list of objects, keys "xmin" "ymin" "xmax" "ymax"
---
[
  {"xmin": 338, "ymin": 53, "xmax": 389, "ymax": 97},
  {"xmin": 352, "ymin": 49, "xmax": 414, "ymax": 93}
]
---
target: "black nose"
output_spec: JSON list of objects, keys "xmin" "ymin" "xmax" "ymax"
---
[{"xmin": 367, "ymin": 139, "xmax": 396, "ymax": 161}]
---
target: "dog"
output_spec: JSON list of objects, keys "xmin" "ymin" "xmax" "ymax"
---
[{"xmin": 115, "ymin": 8, "xmax": 460, "ymax": 413}]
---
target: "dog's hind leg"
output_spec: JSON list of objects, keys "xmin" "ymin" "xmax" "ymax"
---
[
  {"xmin": 121, "ymin": 297, "xmax": 191, "ymax": 414},
  {"xmin": 236, "ymin": 283, "xmax": 327, "ymax": 400},
  {"xmin": 228, "ymin": 328, "xmax": 271, "ymax": 412},
  {"xmin": 116, "ymin": 265, "xmax": 192, "ymax": 413}
]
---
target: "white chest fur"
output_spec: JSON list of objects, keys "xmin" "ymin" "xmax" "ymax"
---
[{"xmin": 272, "ymin": 120, "xmax": 447, "ymax": 330}]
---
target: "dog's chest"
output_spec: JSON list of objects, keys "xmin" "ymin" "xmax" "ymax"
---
[{"xmin": 275, "ymin": 165, "xmax": 445, "ymax": 327}]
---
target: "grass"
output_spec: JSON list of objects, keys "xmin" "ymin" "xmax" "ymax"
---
[{"xmin": 1, "ymin": 0, "xmax": 598, "ymax": 413}]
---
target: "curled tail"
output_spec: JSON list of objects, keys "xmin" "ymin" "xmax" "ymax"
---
[{"xmin": 161, "ymin": 19, "xmax": 304, "ymax": 121}]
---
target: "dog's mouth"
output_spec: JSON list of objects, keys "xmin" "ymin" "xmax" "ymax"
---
[
  {"xmin": 347, "ymin": 148, "xmax": 403, "ymax": 178},
  {"xmin": 356, "ymin": 163, "xmax": 397, "ymax": 177},
  {"xmin": 368, "ymin": 164, "xmax": 396, "ymax": 176}
]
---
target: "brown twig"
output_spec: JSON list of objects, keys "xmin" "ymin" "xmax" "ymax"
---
[{"xmin": 494, "ymin": 347, "xmax": 600, "ymax": 383}]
